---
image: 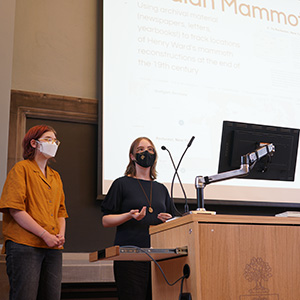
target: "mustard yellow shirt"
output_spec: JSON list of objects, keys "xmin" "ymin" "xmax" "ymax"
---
[{"xmin": 0, "ymin": 159, "xmax": 68, "ymax": 253}]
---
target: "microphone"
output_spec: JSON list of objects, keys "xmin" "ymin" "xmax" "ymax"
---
[
  {"xmin": 161, "ymin": 145, "xmax": 187, "ymax": 213},
  {"xmin": 187, "ymin": 136, "xmax": 195, "ymax": 148},
  {"xmin": 162, "ymin": 136, "xmax": 195, "ymax": 214}
]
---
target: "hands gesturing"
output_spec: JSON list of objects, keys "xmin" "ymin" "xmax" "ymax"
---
[
  {"xmin": 157, "ymin": 212, "xmax": 172, "ymax": 222},
  {"xmin": 130, "ymin": 206, "xmax": 147, "ymax": 221},
  {"xmin": 129, "ymin": 206, "xmax": 172, "ymax": 223}
]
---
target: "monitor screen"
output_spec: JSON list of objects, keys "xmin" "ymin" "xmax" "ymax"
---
[{"xmin": 218, "ymin": 121, "xmax": 300, "ymax": 182}]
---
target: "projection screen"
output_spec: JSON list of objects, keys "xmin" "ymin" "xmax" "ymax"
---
[{"xmin": 101, "ymin": 0, "xmax": 300, "ymax": 204}]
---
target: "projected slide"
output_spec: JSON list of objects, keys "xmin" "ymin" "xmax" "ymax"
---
[{"xmin": 102, "ymin": 0, "xmax": 300, "ymax": 203}]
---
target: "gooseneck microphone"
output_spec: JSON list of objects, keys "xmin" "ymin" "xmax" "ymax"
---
[
  {"xmin": 187, "ymin": 136, "xmax": 195, "ymax": 148},
  {"xmin": 162, "ymin": 136, "xmax": 195, "ymax": 214},
  {"xmin": 161, "ymin": 145, "xmax": 187, "ymax": 215}
]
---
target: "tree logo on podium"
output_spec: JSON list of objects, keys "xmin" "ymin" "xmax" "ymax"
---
[{"xmin": 244, "ymin": 257, "xmax": 272, "ymax": 294}]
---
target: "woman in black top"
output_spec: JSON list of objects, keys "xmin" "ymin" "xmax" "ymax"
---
[{"xmin": 101, "ymin": 137, "xmax": 174, "ymax": 300}]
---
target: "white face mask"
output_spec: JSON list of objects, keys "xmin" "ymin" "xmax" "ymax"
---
[{"xmin": 38, "ymin": 141, "xmax": 58, "ymax": 158}]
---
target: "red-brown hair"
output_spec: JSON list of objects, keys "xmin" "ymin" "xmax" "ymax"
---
[{"xmin": 22, "ymin": 125, "xmax": 57, "ymax": 160}]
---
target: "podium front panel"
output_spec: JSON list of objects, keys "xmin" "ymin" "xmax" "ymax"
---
[{"xmin": 150, "ymin": 215, "xmax": 300, "ymax": 300}]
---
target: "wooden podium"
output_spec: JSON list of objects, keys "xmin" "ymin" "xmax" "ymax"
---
[{"xmin": 149, "ymin": 214, "xmax": 300, "ymax": 300}]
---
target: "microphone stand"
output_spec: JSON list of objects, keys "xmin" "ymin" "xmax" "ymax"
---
[
  {"xmin": 161, "ymin": 146, "xmax": 187, "ymax": 215},
  {"xmin": 162, "ymin": 136, "xmax": 195, "ymax": 214}
]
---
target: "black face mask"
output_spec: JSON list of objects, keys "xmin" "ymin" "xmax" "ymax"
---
[{"xmin": 135, "ymin": 151, "xmax": 156, "ymax": 168}]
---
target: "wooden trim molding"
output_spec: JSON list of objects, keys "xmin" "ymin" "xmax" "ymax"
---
[{"xmin": 8, "ymin": 90, "xmax": 98, "ymax": 172}]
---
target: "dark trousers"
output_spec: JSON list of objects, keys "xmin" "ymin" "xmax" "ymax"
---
[
  {"xmin": 114, "ymin": 261, "xmax": 152, "ymax": 300},
  {"xmin": 5, "ymin": 240, "xmax": 62, "ymax": 300}
]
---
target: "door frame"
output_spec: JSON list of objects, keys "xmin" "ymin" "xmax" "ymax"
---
[{"xmin": 8, "ymin": 90, "xmax": 98, "ymax": 172}]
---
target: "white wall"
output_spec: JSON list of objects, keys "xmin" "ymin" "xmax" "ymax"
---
[
  {"xmin": 1, "ymin": 0, "xmax": 98, "ymax": 221},
  {"xmin": 11, "ymin": 0, "xmax": 98, "ymax": 99},
  {"xmin": 0, "ymin": 0, "xmax": 16, "ymax": 211}
]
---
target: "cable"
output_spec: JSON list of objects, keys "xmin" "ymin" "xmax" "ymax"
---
[
  {"xmin": 179, "ymin": 276, "xmax": 185, "ymax": 296},
  {"xmin": 124, "ymin": 246, "xmax": 186, "ymax": 286}
]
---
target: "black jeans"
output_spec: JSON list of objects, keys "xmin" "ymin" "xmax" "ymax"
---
[
  {"xmin": 5, "ymin": 240, "xmax": 62, "ymax": 300},
  {"xmin": 114, "ymin": 261, "xmax": 152, "ymax": 300}
]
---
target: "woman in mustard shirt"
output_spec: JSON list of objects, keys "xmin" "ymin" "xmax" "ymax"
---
[{"xmin": 0, "ymin": 124, "xmax": 68, "ymax": 300}]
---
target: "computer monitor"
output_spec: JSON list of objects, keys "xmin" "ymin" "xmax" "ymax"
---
[{"xmin": 218, "ymin": 121, "xmax": 300, "ymax": 181}]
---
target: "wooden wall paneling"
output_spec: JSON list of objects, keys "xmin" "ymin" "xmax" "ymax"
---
[{"xmin": 8, "ymin": 90, "xmax": 98, "ymax": 172}]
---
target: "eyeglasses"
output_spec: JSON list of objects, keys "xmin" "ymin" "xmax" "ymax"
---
[
  {"xmin": 136, "ymin": 146, "xmax": 155, "ymax": 154},
  {"xmin": 38, "ymin": 138, "xmax": 61, "ymax": 146}
]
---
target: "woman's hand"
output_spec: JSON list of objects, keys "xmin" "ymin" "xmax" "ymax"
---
[
  {"xmin": 157, "ymin": 212, "xmax": 172, "ymax": 223},
  {"xmin": 42, "ymin": 231, "xmax": 62, "ymax": 248},
  {"xmin": 9, "ymin": 209, "xmax": 65, "ymax": 248},
  {"xmin": 56, "ymin": 233, "xmax": 65, "ymax": 248},
  {"xmin": 103, "ymin": 207, "xmax": 147, "ymax": 227},
  {"xmin": 130, "ymin": 206, "xmax": 147, "ymax": 221}
]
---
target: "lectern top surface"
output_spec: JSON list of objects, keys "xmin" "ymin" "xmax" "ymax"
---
[{"xmin": 149, "ymin": 213, "xmax": 300, "ymax": 235}]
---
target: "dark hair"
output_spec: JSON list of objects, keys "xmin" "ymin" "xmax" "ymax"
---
[
  {"xmin": 22, "ymin": 125, "xmax": 57, "ymax": 160},
  {"xmin": 125, "ymin": 137, "xmax": 157, "ymax": 180}
]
